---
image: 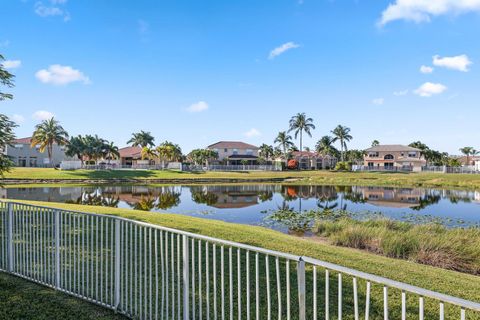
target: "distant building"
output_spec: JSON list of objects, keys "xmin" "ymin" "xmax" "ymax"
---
[
  {"xmin": 3, "ymin": 137, "xmax": 72, "ymax": 167},
  {"xmin": 118, "ymin": 146, "xmax": 144, "ymax": 166},
  {"xmin": 207, "ymin": 141, "xmax": 259, "ymax": 165},
  {"xmin": 457, "ymin": 155, "xmax": 480, "ymax": 167},
  {"xmin": 289, "ymin": 151, "xmax": 337, "ymax": 170},
  {"xmin": 363, "ymin": 144, "xmax": 426, "ymax": 171}
]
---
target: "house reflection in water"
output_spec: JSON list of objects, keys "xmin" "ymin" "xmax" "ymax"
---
[
  {"xmin": 353, "ymin": 186, "xmax": 424, "ymax": 208},
  {"xmin": 191, "ymin": 185, "xmax": 277, "ymax": 209}
]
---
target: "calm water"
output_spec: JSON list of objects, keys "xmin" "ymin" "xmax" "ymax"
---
[{"xmin": 2, "ymin": 184, "xmax": 480, "ymax": 232}]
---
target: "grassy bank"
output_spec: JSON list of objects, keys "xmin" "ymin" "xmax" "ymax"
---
[
  {"xmin": 3, "ymin": 167, "xmax": 480, "ymax": 189},
  {"xmin": 4, "ymin": 200, "xmax": 480, "ymax": 302},
  {"xmin": 314, "ymin": 217, "xmax": 480, "ymax": 275},
  {"xmin": 0, "ymin": 272, "xmax": 126, "ymax": 320}
]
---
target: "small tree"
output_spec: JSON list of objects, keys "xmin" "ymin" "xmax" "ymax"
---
[
  {"xmin": 0, "ymin": 55, "xmax": 17, "ymax": 176},
  {"xmin": 31, "ymin": 118, "xmax": 69, "ymax": 166}
]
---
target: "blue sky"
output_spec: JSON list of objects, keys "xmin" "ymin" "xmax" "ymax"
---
[{"xmin": 1, "ymin": 0, "xmax": 479, "ymax": 154}]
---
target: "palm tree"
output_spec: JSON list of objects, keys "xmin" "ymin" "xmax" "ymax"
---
[
  {"xmin": 127, "ymin": 130, "xmax": 155, "ymax": 148},
  {"xmin": 315, "ymin": 135, "xmax": 338, "ymax": 156},
  {"xmin": 459, "ymin": 147, "xmax": 477, "ymax": 166},
  {"xmin": 141, "ymin": 146, "xmax": 157, "ymax": 161},
  {"xmin": 156, "ymin": 141, "xmax": 183, "ymax": 167},
  {"xmin": 288, "ymin": 113, "xmax": 315, "ymax": 153},
  {"xmin": 371, "ymin": 140, "xmax": 380, "ymax": 147},
  {"xmin": 65, "ymin": 135, "xmax": 86, "ymax": 165},
  {"xmin": 31, "ymin": 117, "xmax": 69, "ymax": 166},
  {"xmin": 104, "ymin": 141, "xmax": 120, "ymax": 163},
  {"xmin": 82, "ymin": 135, "xmax": 107, "ymax": 164},
  {"xmin": 331, "ymin": 125, "xmax": 352, "ymax": 162},
  {"xmin": 259, "ymin": 144, "xmax": 274, "ymax": 160},
  {"xmin": 274, "ymin": 131, "xmax": 294, "ymax": 159}
]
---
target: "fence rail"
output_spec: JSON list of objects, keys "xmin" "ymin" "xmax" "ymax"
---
[
  {"xmin": 183, "ymin": 164, "xmax": 281, "ymax": 172},
  {"xmin": 1, "ymin": 201, "xmax": 479, "ymax": 320}
]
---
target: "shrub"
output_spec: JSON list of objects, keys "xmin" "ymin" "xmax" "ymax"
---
[
  {"xmin": 287, "ymin": 159, "xmax": 298, "ymax": 170},
  {"xmin": 334, "ymin": 161, "xmax": 351, "ymax": 171},
  {"xmin": 314, "ymin": 215, "xmax": 480, "ymax": 275}
]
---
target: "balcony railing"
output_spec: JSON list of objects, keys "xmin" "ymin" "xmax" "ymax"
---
[{"xmin": 0, "ymin": 201, "xmax": 479, "ymax": 319}]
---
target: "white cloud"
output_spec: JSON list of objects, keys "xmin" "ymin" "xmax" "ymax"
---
[
  {"xmin": 11, "ymin": 114, "xmax": 25, "ymax": 123},
  {"xmin": 393, "ymin": 89, "xmax": 408, "ymax": 96},
  {"xmin": 420, "ymin": 65, "xmax": 434, "ymax": 74},
  {"xmin": 372, "ymin": 98, "xmax": 385, "ymax": 105},
  {"xmin": 268, "ymin": 42, "xmax": 300, "ymax": 59},
  {"xmin": 244, "ymin": 128, "xmax": 261, "ymax": 138},
  {"xmin": 2, "ymin": 60, "xmax": 21, "ymax": 69},
  {"xmin": 187, "ymin": 101, "xmax": 209, "ymax": 113},
  {"xmin": 35, "ymin": 64, "xmax": 90, "ymax": 85},
  {"xmin": 379, "ymin": 0, "xmax": 480, "ymax": 26},
  {"xmin": 35, "ymin": 0, "xmax": 70, "ymax": 21},
  {"xmin": 32, "ymin": 110, "xmax": 55, "ymax": 121},
  {"xmin": 414, "ymin": 82, "xmax": 447, "ymax": 97},
  {"xmin": 433, "ymin": 54, "xmax": 472, "ymax": 72}
]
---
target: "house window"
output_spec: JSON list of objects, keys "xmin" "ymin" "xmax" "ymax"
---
[
  {"xmin": 384, "ymin": 154, "xmax": 394, "ymax": 160},
  {"xmin": 368, "ymin": 152, "xmax": 379, "ymax": 158},
  {"xmin": 233, "ymin": 149, "xmax": 238, "ymax": 155},
  {"xmin": 224, "ymin": 148, "xmax": 228, "ymax": 153},
  {"xmin": 368, "ymin": 162, "xmax": 374, "ymax": 167},
  {"xmin": 246, "ymin": 149, "xmax": 253, "ymax": 155},
  {"xmin": 408, "ymin": 152, "xmax": 417, "ymax": 158}
]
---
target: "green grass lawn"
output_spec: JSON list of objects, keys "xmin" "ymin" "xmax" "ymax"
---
[
  {"xmin": 4, "ymin": 167, "xmax": 480, "ymax": 189},
  {"xmin": 0, "ymin": 272, "xmax": 126, "ymax": 320},
  {"xmin": 3, "ymin": 199, "xmax": 480, "ymax": 319}
]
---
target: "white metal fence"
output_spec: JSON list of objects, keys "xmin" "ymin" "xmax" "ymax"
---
[
  {"xmin": 183, "ymin": 164, "xmax": 281, "ymax": 172},
  {"xmin": 421, "ymin": 166, "xmax": 480, "ymax": 174},
  {"xmin": 0, "ymin": 201, "xmax": 479, "ymax": 320}
]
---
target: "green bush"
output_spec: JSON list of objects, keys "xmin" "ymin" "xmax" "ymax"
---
[{"xmin": 334, "ymin": 161, "xmax": 351, "ymax": 171}]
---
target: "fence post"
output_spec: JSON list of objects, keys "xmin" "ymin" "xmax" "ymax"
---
[
  {"xmin": 183, "ymin": 235, "xmax": 190, "ymax": 320},
  {"xmin": 297, "ymin": 258, "xmax": 306, "ymax": 320},
  {"xmin": 7, "ymin": 202, "xmax": 14, "ymax": 272},
  {"xmin": 54, "ymin": 210, "xmax": 61, "ymax": 288},
  {"xmin": 114, "ymin": 219, "xmax": 121, "ymax": 310}
]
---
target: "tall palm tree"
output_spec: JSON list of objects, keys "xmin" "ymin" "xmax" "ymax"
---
[
  {"xmin": 259, "ymin": 144, "xmax": 274, "ymax": 160},
  {"xmin": 315, "ymin": 135, "xmax": 338, "ymax": 156},
  {"xmin": 331, "ymin": 125, "xmax": 353, "ymax": 162},
  {"xmin": 141, "ymin": 146, "xmax": 157, "ymax": 161},
  {"xmin": 288, "ymin": 113, "xmax": 315, "ymax": 153},
  {"xmin": 104, "ymin": 141, "xmax": 120, "ymax": 163},
  {"xmin": 274, "ymin": 131, "xmax": 294, "ymax": 159},
  {"xmin": 127, "ymin": 130, "xmax": 155, "ymax": 148},
  {"xmin": 82, "ymin": 135, "xmax": 107, "ymax": 163},
  {"xmin": 31, "ymin": 117, "xmax": 69, "ymax": 166},
  {"xmin": 459, "ymin": 147, "xmax": 477, "ymax": 166},
  {"xmin": 65, "ymin": 135, "xmax": 86, "ymax": 165}
]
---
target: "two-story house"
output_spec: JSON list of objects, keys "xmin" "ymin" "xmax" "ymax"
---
[
  {"xmin": 3, "ymin": 137, "xmax": 72, "ymax": 167},
  {"xmin": 207, "ymin": 141, "xmax": 259, "ymax": 165},
  {"xmin": 363, "ymin": 145, "xmax": 426, "ymax": 171}
]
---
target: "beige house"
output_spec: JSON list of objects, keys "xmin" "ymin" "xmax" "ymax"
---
[
  {"xmin": 290, "ymin": 151, "xmax": 337, "ymax": 170},
  {"xmin": 207, "ymin": 141, "xmax": 259, "ymax": 165},
  {"xmin": 363, "ymin": 145, "xmax": 426, "ymax": 172}
]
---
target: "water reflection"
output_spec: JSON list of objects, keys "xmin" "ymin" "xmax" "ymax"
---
[{"xmin": 3, "ymin": 184, "xmax": 480, "ymax": 232}]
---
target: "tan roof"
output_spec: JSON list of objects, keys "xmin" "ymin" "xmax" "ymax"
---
[
  {"xmin": 208, "ymin": 141, "xmax": 258, "ymax": 149},
  {"xmin": 12, "ymin": 137, "xmax": 33, "ymax": 144},
  {"xmin": 365, "ymin": 145, "xmax": 421, "ymax": 152},
  {"xmin": 119, "ymin": 146, "xmax": 142, "ymax": 158}
]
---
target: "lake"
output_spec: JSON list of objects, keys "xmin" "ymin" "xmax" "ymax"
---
[{"xmin": 2, "ymin": 184, "xmax": 480, "ymax": 232}]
